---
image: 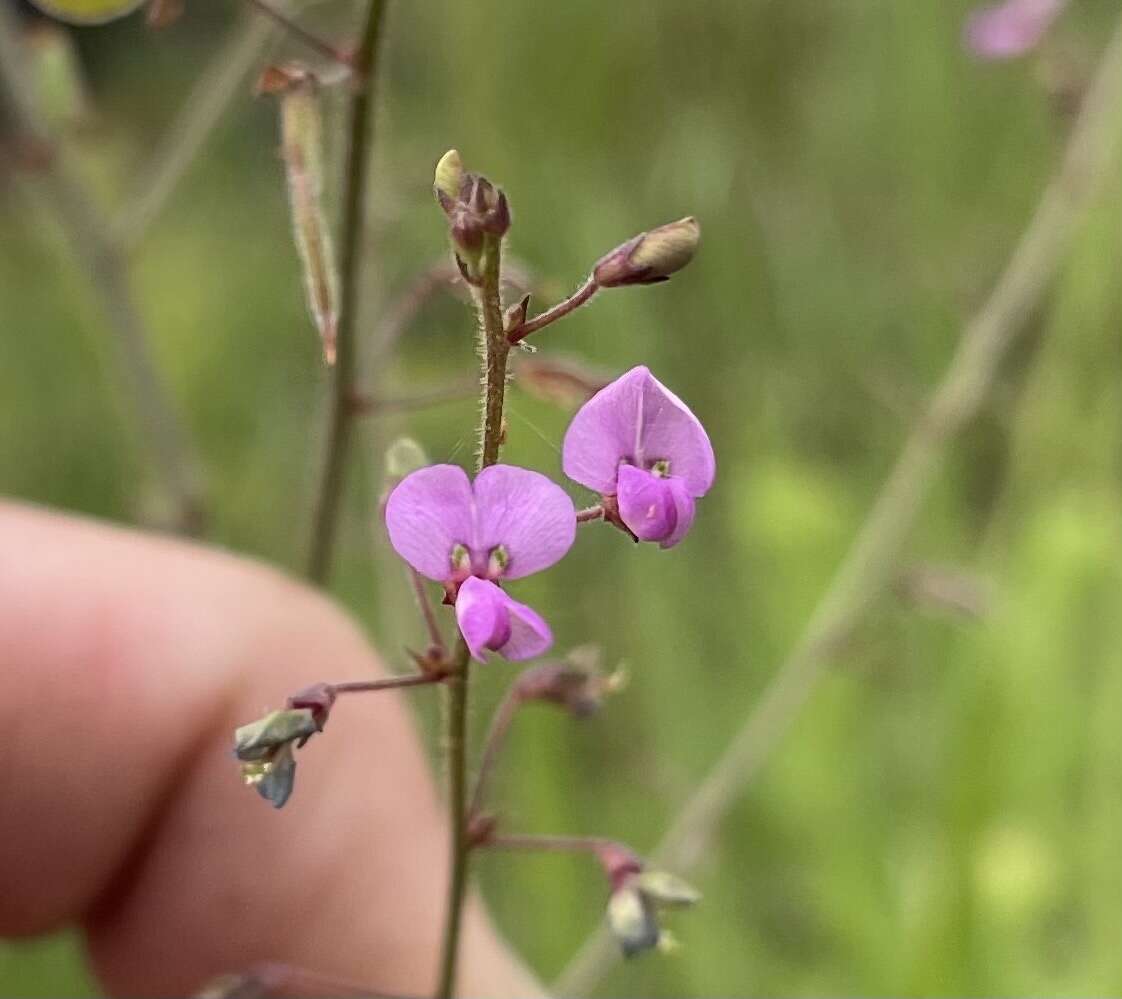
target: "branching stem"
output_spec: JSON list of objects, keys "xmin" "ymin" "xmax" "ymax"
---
[{"xmin": 507, "ymin": 276, "xmax": 598, "ymax": 345}]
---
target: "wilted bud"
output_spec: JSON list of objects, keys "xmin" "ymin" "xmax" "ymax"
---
[
  {"xmin": 234, "ymin": 708, "xmax": 318, "ymax": 809},
  {"xmin": 513, "ymin": 354, "xmax": 614, "ymax": 409},
  {"xmin": 593, "ymin": 216, "xmax": 700, "ymax": 288},
  {"xmin": 24, "ymin": 24, "xmax": 91, "ymax": 132},
  {"xmin": 608, "ymin": 884, "xmax": 661, "ymax": 958},
  {"xmin": 515, "ymin": 646, "xmax": 626, "ymax": 717},
  {"xmin": 259, "ymin": 64, "xmax": 340, "ymax": 365},
  {"xmin": 634, "ymin": 870, "xmax": 702, "ymax": 908},
  {"xmin": 607, "ymin": 867, "xmax": 700, "ymax": 959},
  {"xmin": 385, "ymin": 436, "xmax": 430, "ymax": 482}
]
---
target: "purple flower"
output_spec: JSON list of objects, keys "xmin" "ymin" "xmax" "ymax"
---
[
  {"xmin": 562, "ymin": 366, "xmax": 715, "ymax": 548},
  {"xmin": 384, "ymin": 463, "xmax": 575, "ymax": 661},
  {"xmin": 964, "ymin": 0, "xmax": 1067, "ymax": 59}
]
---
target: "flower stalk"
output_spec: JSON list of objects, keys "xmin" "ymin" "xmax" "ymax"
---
[{"xmin": 437, "ymin": 204, "xmax": 512, "ymax": 999}]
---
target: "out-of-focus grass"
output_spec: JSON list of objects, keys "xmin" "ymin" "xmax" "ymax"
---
[{"xmin": 2, "ymin": 0, "xmax": 1121, "ymax": 994}]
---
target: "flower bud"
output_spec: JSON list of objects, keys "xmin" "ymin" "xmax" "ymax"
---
[
  {"xmin": 431, "ymin": 150, "xmax": 511, "ymax": 279},
  {"xmin": 384, "ymin": 436, "xmax": 430, "ymax": 482},
  {"xmin": 433, "ymin": 148, "xmax": 465, "ymax": 206},
  {"xmin": 593, "ymin": 217, "xmax": 700, "ymax": 288},
  {"xmin": 515, "ymin": 645, "xmax": 625, "ymax": 717}
]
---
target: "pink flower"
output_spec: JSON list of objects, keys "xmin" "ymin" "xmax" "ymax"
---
[
  {"xmin": 385, "ymin": 464, "xmax": 576, "ymax": 661},
  {"xmin": 964, "ymin": 0, "xmax": 1067, "ymax": 59},
  {"xmin": 562, "ymin": 366, "xmax": 715, "ymax": 548}
]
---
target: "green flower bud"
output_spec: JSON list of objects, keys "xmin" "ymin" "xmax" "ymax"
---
[
  {"xmin": 434, "ymin": 148, "xmax": 465, "ymax": 206},
  {"xmin": 385, "ymin": 437, "xmax": 430, "ymax": 482},
  {"xmin": 593, "ymin": 217, "xmax": 700, "ymax": 288}
]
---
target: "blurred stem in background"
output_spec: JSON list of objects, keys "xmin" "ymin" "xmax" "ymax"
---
[
  {"xmin": 110, "ymin": 9, "xmax": 279, "ymax": 251},
  {"xmin": 555, "ymin": 11, "xmax": 1122, "ymax": 994},
  {"xmin": 0, "ymin": 3, "xmax": 207, "ymax": 534},
  {"xmin": 304, "ymin": 0, "xmax": 387, "ymax": 584}
]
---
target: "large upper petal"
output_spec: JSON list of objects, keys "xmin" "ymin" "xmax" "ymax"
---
[
  {"xmin": 384, "ymin": 464, "xmax": 475, "ymax": 581},
  {"xmin": 472, "ymin": 465, "xmax": 576, "ymax": 580},
  {"xmin": 562, "ymin": 366, "xmax": 715, "ymax": 497}
]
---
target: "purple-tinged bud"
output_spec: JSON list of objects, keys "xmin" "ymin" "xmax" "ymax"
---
[
  {"xmin": 431, "ymin": 150, "xmax": 512, "ymax": 278},
  {"xmin": 593, "ymin": 217, "xmax": 700, "ymax": 288},
  {"xmin": 515, "ymin": 645, "xmax": 626, "ymax": 716}
]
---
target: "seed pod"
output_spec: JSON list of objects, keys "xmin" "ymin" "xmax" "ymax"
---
[{"xmin": 265, "ymin": 65, "xmax": 340, "ymax": 365}]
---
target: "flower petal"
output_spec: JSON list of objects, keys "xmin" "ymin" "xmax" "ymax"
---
[
  {"xmin": 964, "ymin": 0, "xmax": 1065, "ymax": 59},
  {"xmin": 454, "ymin": 577, "xmax": 553, "ymax": 662},
  {"xmin": 455, "ymin": 577, "xmax": 511, "ymax": 662},
  {"xmin": 562, "ymin": 366, "xmax": 715, "ymax": 497},
  {"xmin": 498, "ymin": 595, "xmax": 553, "ymax": 661},
  {"xmin": 473, "ymin": 465, "xmax": 576, "ymax": 580},
  {"xmin": 385, "ymin": 464, "xmax": 474, "ymax": 581},
  {"xmin": 617, "ymin": 465, "xmax": 678, "ymax": 543},
  {"xmin": 659, "ymin": 476, "xmax": 697, "ymax": 550}
]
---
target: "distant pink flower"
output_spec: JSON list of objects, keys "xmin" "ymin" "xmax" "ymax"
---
[
  {"xmin": 964, "ymin": 0, "xmax": 1067, "ymax": 59},
  {"xmin": 562, "ymin": 366, "xmax": 715, "ymax": 548},
  {"xmin": 385, "ymin": 463, "xmax": 575, "ymax": 661}
]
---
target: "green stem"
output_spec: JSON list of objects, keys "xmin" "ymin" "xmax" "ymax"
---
[
  {"xmin": 305, "ymin": 0, "xmax": 388, "ymax": 584},
  {"xmin": 435, "ymin": 237, "xmax": 509, "ymax": 999}
]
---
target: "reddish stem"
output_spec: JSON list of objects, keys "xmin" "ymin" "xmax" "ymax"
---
[
  {"xmin": 507, "ymin": 277, "xmax": 599, "ymax": 345},
  {"xmin": 330, "ymin": 673, "xmax": 442, "ymax": 695}
]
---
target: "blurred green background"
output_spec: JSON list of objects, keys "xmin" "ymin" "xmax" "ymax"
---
[{"xmin": 2, "ymin": 0, "xmax": 1122, "ymax": 994}]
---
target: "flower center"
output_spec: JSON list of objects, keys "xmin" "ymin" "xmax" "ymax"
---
[
  {"xmin": 450, "ymin": 543, "xmax": 472, "ymax": 576},
  {"xmin": 487, "ymin": 544, "xmax": 509, "ymax": 578},
  {"xmin": 649, "ymin": 459, "xmax": 671, "ymax": 478}
]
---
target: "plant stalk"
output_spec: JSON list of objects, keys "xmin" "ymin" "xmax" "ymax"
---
[
  {"xmin": 435, "ymin": 237, "xmax": 510, "ymax": 998},
  {"xmin": 305, "ymin": 0, "xmax": 388, "ymax": 584}
]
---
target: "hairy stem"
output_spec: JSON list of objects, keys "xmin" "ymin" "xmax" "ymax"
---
[
  {"xmin": 409, "ymin": 569, "xmax": 447, "ymax": 655},
  {"xmin": 305, "ymin": 0, "xmax": 388, "ymax": 584},
  {"xmin": 555, "ymin": 14, "xmax": 1122, "ymax": 995},
  {"xmin": 436, "ymin": 238, "xmax": 509, "ymax": 999}
]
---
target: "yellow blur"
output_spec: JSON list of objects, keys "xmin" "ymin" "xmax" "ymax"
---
[{"xmin": 27, "ymin": 0, "xmax": 146, "ymax": 25}]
